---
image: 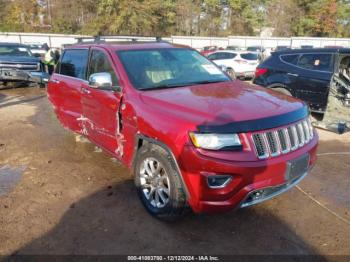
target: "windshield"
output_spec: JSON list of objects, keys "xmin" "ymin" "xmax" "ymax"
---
[
  {"xmin": 117, "ymin": 48, "xmax": 230, "ymax": 90},
  {"xmin": 240, "ymin": 53, "xmax": 259, "ymax": 60},
  {"xmin": 0, "ymin": 45, "xmax": 32, "ymax": 56}
]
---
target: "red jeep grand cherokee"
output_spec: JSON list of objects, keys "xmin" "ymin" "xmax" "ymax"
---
[{"xmin": 47, "ymin": 42, "xmax": 318, "ymax": 220}]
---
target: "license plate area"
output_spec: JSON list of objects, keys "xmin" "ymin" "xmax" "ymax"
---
[{"xmin": 285, "ymin": 154, "xmax": 310, "ymax": 182}]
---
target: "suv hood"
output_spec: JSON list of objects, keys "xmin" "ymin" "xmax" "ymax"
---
[
  {"xmin": 139, "ymin": 80, "xmax": 306, "ymax": 131},
  {"xmin": 0, "ymin": 56, "xmax": 40, "ymax": 63}
]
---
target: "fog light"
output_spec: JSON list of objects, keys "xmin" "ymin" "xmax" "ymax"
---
[
  {"xmin": 207, "ymin": 175, "xmax": 232, "ymax": 188},
  {"xmin": 250, "ymin": 190, "xmax": 265, "ymax": 200}
]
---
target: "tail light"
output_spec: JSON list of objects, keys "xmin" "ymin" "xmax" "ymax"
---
[{"xmin": 255, "ymin": 68, "xmax": 268, "ymax": 78}]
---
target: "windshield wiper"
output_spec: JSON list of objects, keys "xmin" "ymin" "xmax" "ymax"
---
[
  {"xmin": 188, "ymin": 80, "xmax": 228, "ymax": 85},
  {"xmin": 138, "ymin": 79, "xmax": 228, "ymax": 91},
  {"xmin": 138, "ymin": 83, "xmax": 189, "ymax": 91}
]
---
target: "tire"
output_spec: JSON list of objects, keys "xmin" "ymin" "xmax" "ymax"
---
[
  {"xmin": 226, "ymin": 68, "xmax": 236, "ymax": 79},
  {"xmin": 38, "ymin": 83, "xmax": 47, "ymax": 88},
  {"xmin": 272, "ymin": 87, "xmax": 292, "ymax": 96},
  {"xmin": 134, "ymin": 143, "xmax": 188, "ymax": 221}
]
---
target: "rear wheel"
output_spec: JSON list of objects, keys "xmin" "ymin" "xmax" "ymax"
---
[{"xmin": 134, "ymin": 143, "xmax": 188, "ymax": 221}]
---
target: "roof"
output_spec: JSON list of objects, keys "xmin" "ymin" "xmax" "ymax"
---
[
  {"xmin": 0, "ymin": 42, "xmax": 29, "ymax": 47},
  {"xmin": 65, "ymin": 41, "xmax": 188, "ymax": 51},
  {"xmin": 275, "ymin": 47, "xmax": 350, "ymax": 55},
  {"xmin": 210, "ymin": 50, "xmax": 257, "ymax": 54}
]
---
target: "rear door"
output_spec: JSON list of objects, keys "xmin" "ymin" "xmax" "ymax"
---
[
  {"xmin": 80, "ymin": 47, "xmax": 123, "ymax": 155},
  {"xmin": 212, "ymin": 52, "xmax": 237, "ymax": 68},
  {"xmin": 48, "ymin": 48, "xmax": 89, "ymax": 132},
  {"xmin": 293, "ymin": 53, "xmax": 333, "ymax": 111}
]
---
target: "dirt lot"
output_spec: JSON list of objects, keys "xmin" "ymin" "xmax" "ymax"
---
[{"xmin": 0, "ymin": 87, "xmax": 349, "ymax": 256}]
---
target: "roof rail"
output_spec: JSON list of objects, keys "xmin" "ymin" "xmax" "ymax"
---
[{"xmin": 75, "ymin": 35, "xmax": 166, "ymax": 44}]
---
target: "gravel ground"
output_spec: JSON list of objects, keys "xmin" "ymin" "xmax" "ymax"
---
[{"xmin": 0, "ymin": 87, "xmax": 349, "ymax": 256}]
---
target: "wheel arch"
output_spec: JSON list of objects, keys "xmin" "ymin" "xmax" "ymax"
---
[
  {"xmin": 267, "ymin": 83, "xmax": 293, "ymax": 95},
  {"xmin": 132, "ymin": 134, "xmax": 190, "ymax": 198}
]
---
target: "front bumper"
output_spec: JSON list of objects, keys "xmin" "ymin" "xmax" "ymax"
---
[
  {"xmin": 178, "ymin": 134, "xmax": 318, "ymax": 213},
  {"xmin": 239, "ymin": 168, "xmax": 309, "ymax": 208},
  {"xmin": 0, "ymin": 69, "xmax": 49, "ymax": 84}
]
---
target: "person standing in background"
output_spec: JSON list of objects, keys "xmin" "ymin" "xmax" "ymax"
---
[{"xmin": 44, "ymin": 46, "xmax": 60, "ymax": 75}]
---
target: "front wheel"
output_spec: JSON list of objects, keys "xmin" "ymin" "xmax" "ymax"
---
[{"xmin": 134, "ymin": 143, "xmax": 188, "ymax": 221}]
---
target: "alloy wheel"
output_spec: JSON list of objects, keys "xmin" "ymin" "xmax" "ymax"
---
[{"xmin": 139, "ymin": 157, "xmax": 170, "ymax": 208}]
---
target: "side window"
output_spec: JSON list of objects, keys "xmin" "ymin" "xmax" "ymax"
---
[
  {"xmin": 207, "ymin": 53, "xmax": 218, "ymax": 60},
  {"xmin": 280, "ymin": 54, "xmax": 299, "ymax": 65},
  {"xmin": 60, "ymin": 49, "xmax": 89, "ymax": 79},
  {"xmin": 219, "ymin": 52, "xmax": 236, "ymax": 59},
  {"xmin": 297, "ymin": 53, "xmax": 333, "ymax": 72},
  {"xmin": 88, "ymin": 49, "xmax": 119, "ymax": 88}
]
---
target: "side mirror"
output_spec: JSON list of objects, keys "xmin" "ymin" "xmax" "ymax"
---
[
  {"xmin": 89, "ymin": 72, "xmax": 113, "ymax": 90},
  {"xmin": 33, "ymin": 53, "xmax": 42, "ymax": 58}
]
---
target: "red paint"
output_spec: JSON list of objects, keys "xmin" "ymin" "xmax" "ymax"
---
[
  {"xmin": 200, "ymin": 46, "xmax": 222, "ymax": 56},
  {"xmin": 47, "ymin": 42, "xmax": 318, "ymax": 213}
]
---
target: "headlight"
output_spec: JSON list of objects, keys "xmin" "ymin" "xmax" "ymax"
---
[{"xmin": 189, "ymin": 132, "xmax": 242, "ymax": 150}]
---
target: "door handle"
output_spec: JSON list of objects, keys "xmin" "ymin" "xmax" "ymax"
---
[
  {"xmin": 81, "ymin": 87, "xmax": 91, "ymax": 94},
  {"xmin": 50, "ymin": 79, "xmax": 60, "ymax": 84},
  {"xmin": 287, "ymin": 73, "xmax": 299, "ymax": 77}
]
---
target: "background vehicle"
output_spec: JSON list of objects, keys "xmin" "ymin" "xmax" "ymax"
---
[
  {"xmin": 275, "ymin": 46, "xmax": 290, "ymax": 51},
  {"xmin": 200, "ymin": 45, "xmax": 222, "ymax": 56},
  {"xmin": 48, "ymin": 42, "xmax": 318, "ymax": 220},
  {"xmin": 253, "ymin": 48, "xmax": 350, "ymax": 133},
  {"xmin": 226, "ymin": 45, "xmax": 241, "ymax": 51},
  {"xmin": 0, "ymin": 42, "xmax": 49, "ymax": 87},
  {"xmin": 300, "ymin": 45, "xmax": 313, "ymax": 49},
  {"xmin": 324, "ymin": 45, "xmax": 344, "ymax": 48},
  {"xmin": 27, "ymin": 43, "xmax": 48, "ymax": 57},
  {"xmin": 247, "ymin": 46, "xmax": 264, "ymax": 53},
  {"xmin": 208, "ymin": 50, "xmax": 260, "ymax": 79}
]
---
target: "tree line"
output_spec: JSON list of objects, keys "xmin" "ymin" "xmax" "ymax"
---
[{"xmin": 0, "ymin": 0, "xmax": 349, "ymax": 38}]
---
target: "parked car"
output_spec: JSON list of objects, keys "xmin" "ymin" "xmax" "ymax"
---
[
  {"xmin": 324, "ymin": 45, "xmax": 344, "ymax": 48},
  {"xmin": 200, "ymin": 45, "xmax": 221, "ymax": 56},
  {"xmin": 27, "ymin": 43, "xmax": 48, "ymax": 57},
  {"xmin": 226, "ymin": 45, "xmax": 241, "ymax": 51},
  {"xmin": 275, "ymin": 46, "xmax": 290, "ymax": 51},
  {"xmin": 247, "ymin": 46, "xmax": 264, "ymax": 53},
  {"xmin": 0, "ymin": 42, "xmax": 49, "ymax": 87},
  {"xmin": 47, "ymin": 42, "xmax": 318, "ymax": 220},
  {"xmin": 253, "ymin": 48, "xmax": 350, "ymax": 113},
  {"xmin": 300, "ymin": 45, "xmax": 313, "ymax": 49},
  {"xmin": 207, "ymin": 50, "xmax": 260, "ymax": 79}
]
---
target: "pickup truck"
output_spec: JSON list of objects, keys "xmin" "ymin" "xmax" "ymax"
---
[
  {"xmin": 47, "ymin": 41, "xmax": 318, "ymax": 220},
  {"xmin": 0, "ymin": 42, "xmax": 49, "ymax": 87}
]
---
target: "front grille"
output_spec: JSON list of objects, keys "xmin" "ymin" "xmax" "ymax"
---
[
  {"xmin": 0, "ymin": 62, "xmax": 39, "ymax": 71},
  {"xmin": 252, "ymin": 119, "xmax": 313, "ymax": 159}
]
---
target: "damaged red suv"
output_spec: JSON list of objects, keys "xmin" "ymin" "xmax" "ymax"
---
[{"xmin": 47, "ymin": 42, "xmax": 318, "ymax": 220}]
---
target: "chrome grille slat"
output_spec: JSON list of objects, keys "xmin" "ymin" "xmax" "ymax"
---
[
  {"xmin": 296, "ymin": 123, "xmax": 305, "ymax": 146},
  {"xmin": 266, "ymin": 131, "xmax": 280, "ymax": 156},
  {"xmin": 283, "ymin": 128, "xmax": 291, "ymax": 153},
  {"xmin": 252, "ymin": 133, "xmax": 269, "ymax": 159},
  {"xmin": 0, "ymin": 62, "xmax": 39, "ymax": 71},
  {"xmin": 252, "ymin": 119, "xmax": 314, "ymax": 159},
  {"xmin": 292, "ymin": 126, "xmax": 299, "ymax": 150},
  {"xmin": 302, "ymin": 121, "xmax": 310, "ymax": 143}
]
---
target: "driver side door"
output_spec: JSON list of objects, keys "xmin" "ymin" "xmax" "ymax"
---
[{"xmin": 80, "ymin": 48, "xmax": 123, "ymax": 156}]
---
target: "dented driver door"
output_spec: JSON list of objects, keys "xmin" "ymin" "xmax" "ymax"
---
[{"xmin": 80, "ymin": 48, "xmax": 123, "ymax": 158}]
